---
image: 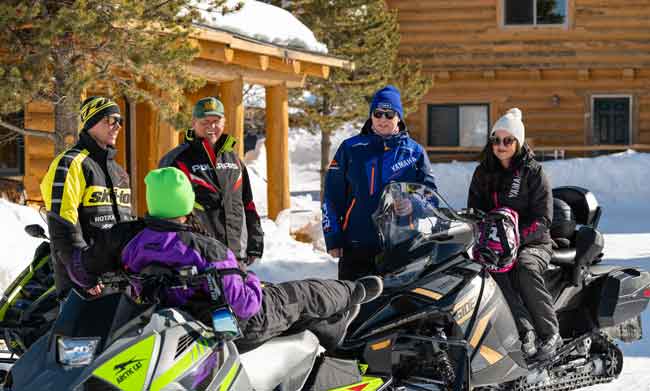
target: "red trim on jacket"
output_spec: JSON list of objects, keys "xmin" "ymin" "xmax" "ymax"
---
[{"xmin": 177, "ymin": 161, "xmax": 218, "ymax": 193}]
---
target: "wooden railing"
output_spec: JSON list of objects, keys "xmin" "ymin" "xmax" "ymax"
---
[
  {"xmin": 425, "ymin": 144, "xmax": 650, "ymax": 153},
  {"xmin": 424, "ymin": 144, "xmax": 650, "ymax": 162}
]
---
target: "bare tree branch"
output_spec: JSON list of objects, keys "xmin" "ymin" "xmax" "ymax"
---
[{"xmin": 0, "ymin": 119, "xmax": 55, "ymax": 140}]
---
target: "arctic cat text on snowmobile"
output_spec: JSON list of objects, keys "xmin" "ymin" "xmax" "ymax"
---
[
  {"xmin": 337, "ymin": 182, "xmax": 650, "ymax": 391},
  {"xmin": 3, "ymin": 265, "xmax": 393, "ymax": 391}
]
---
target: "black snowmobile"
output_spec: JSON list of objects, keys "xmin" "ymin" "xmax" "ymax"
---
[{"xmin": 337, "ymin": 182, "xmax": 650, "ymax": 391}]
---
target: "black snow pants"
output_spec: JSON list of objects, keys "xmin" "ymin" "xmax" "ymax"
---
[
  {"xmin": 338, "ymin": 248, "xmax": 379, "ymax": 281},
  {"xmin": 237, "ymin": 279, "xmax": 356, "ymax": 352},
  {"xmin": 492, "ymin": 246, "xmax": 559, "ymax": 340}
]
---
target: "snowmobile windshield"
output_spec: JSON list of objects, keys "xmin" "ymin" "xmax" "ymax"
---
[
  {"xmin": 373, "ymin": 182, "xmax": 475, "ymax": 277},
  {"xmin": 51, "ymin": 290, "xmax": 155, "ymax": 353}
]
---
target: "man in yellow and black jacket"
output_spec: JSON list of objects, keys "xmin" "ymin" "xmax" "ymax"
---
[{"xmin": 40, "ymin": 96, "xmax": 134, "ymax": 297}]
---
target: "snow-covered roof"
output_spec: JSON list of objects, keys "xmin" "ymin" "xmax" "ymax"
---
[{"xmin": 193, "ymin": 0, "xmax": 328, "ymax": 54}]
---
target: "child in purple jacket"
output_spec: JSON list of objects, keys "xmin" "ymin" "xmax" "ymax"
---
[{"xmin": 120, "ymin": 167, "xmax": 382, "ymax": 352}]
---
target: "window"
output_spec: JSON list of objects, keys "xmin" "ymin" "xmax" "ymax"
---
[
  {"xmin": 592, "ymin": 97, "xmax": 631, "ymax": 145},
  {"xmin": 504, "ymin": 0, "xmax": 567, "ymax": 26},
  {"xmin": 0, "ymin": 112, "xmax": 25, "ymax": 177},
  {"xmin": 427, "ymin": 104, "xmax": 489, "ymax": 147}
]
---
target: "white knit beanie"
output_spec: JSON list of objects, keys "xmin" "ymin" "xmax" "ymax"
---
[{"xmin": 491, "ymin": 108, "xmax": 525, "ymax": 148}]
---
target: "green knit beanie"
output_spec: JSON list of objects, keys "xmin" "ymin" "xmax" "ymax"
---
[{"xmin": 145, "ymin": 167, "xmax": 195, "ymax": 219}]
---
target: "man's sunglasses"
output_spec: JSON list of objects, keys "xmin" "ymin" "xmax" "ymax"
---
[
  {"xmin": 372, "ymin": 109, "xmax": 397, "ymax": 120},
  {"xmin": 489, "ymin": 136, "xmax": 517, "ymax": 147},
  {"xmin": 106, "ymin": 116, "xmax": 123, "ymax": 127}
]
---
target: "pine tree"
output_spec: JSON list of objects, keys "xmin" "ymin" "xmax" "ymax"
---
[
  {"xmin": 0, "ymin": 1, "xmax": 227, "ymax": 153},
  {"xmin": 275, "ymin": 0, "xmax": 431, "ymax": 189}
]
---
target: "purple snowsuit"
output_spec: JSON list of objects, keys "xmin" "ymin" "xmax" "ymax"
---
[
  {"xmin": 121, "ymin": 218, "xmax": 357, "ymax": 352},
  {"xmin": 121, "ymin": 220, "xmax": 262, "ymax": 319}
]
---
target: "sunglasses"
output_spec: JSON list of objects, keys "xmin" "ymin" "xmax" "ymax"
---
[
  {"xmin": 105, "ymin": 116, "xmax": 123, "ymax": 128},
  {"xmin": 489, "ymin": 136, "xmax": 517, "ymax": 147},
  {"xmin": 372, "ymin": 109, "xmax": 397, "ymax": 120}
]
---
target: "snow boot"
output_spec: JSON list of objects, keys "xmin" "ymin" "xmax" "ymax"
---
[
  {"xmin": 521, "ymin": 330, "xmax": 537, "ymax": 358},
  {"xmin": 536, "ymin": 333, "xmax": 563, "ymax": 361},
  {"xmin": 351, "ymin": 276, "xmax": 383, "ymax": 305},
  {"xmin": 310, "ymin": 305, "xmax": 361, "ymax": 352}
]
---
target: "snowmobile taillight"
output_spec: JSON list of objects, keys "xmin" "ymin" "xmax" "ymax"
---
[{"xmin": 643, "ymin": 289, "xmax": 650, "ymax": 298}]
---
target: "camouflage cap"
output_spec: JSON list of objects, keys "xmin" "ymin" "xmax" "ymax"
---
[{"xmin": 192, "ymin": 97, "xmax": 225, "ymax": 118}]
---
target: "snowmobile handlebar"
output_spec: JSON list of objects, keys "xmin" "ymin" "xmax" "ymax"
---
[{"xmin": 102, "ymin": 265, "xmax": 224, "ymax": 304}]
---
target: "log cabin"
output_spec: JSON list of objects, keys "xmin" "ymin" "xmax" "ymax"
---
[{"xmin": 386, "ymin": 0, "xmax": 650, "ymax": 161}]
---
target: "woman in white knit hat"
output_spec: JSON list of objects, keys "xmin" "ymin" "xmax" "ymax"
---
[{"xmin": 467, "ymin": 108, "xmax": 561, "ymax": 360}]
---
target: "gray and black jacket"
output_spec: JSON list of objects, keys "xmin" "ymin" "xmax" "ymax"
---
[
  {"xmin": 467, "ymin": 144, "xmax": 553, "ymax": 250},
  {"xmin": 159, "ymin": 131, "xmax": 263, "ymax": 259}
]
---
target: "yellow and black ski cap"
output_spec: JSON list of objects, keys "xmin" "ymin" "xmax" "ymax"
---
[{"xmin": 79, "ymin": 96, "xmax": 120, "ymax": 131}]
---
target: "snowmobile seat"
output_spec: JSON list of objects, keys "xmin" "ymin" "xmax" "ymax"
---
[
  {"xmin": 552, "ymin": 186, "xmax": 601, "ymax": 228},
  {"xmin": 240, "ymin": 330, "xmax": 321, "ymax": 390},
  {"xmin": 549, "ymin": 188, "xmax": 604, "ymax": 286},
  {"xmin": 550, "ymin": 197, "xmax": 577, "ymax": 267},
  {"xmin": 550, "ymin": 248, "xmax": 576, "ymax": 267}
]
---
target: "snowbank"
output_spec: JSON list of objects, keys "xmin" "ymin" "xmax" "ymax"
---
[
  {"xmin": 0, "ymin": 200, "xmax": 47, "ymax": 292},
  {"xmin": 193, "ymin": 0, "xmax": 328, "ymax": 53},
  {"xmin": 433, "ymin": 149, "xmax": 650, "ymax": 211}
]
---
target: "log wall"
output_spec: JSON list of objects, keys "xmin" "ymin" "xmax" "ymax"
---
[{"xmin": 386, "ymin": 0, "xmax": 650, "ymax": 159}]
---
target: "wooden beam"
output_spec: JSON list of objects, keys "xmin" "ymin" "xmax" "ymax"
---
[
  {"xmin": 135, "ymin": 101, "xmax": 158, "ymax": 215},
  {"xmin": 218, "ymin": 77, "xmax": 245, "ymax": 158},
  {"xmin": 424, "ymin": 144, "xmax": 650, "ymax": 153},
  {"xmin": 265, "ymin": 83, "xmax": 290, "ymax": 220},
  {"xmin": 191, "ymin": 28, "xmax": 354, "ymax": 74},
  {"xmin": 231, "ymin": 50, "xmax": 270, "ymax": 71},
  {"xmin": 188, "ymin": 58, "xmax": 305, "ymax": 88},
  {"xmin": 127, "ymin": 98, "xmax": 138, "ymax": 216},
  {"xmin": 578, "ymin": 69, "xmax": 590, "ymax": 81},
  {"xmin": 530, "ymin": 69, "xmax": 542, "ymax": 80},
  {"xmin": 195, "ymin": 40, "xmax": 235, "ymax": 63},
  {"xmin": 302, "ymin": 63, "xmax": 330, "ymax": 78},
  {"xmin": 482, "ymin": 70, "xmax": 495, "ymax": 80}
]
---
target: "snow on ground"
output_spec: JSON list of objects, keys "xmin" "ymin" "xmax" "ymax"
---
[
  {"xmin": 1, "ymin": 127, "xmax": 649, "ymax": 389},
  {"xmin": 193, "ymin": 0, "xmax": 328, "ymax": 53}
]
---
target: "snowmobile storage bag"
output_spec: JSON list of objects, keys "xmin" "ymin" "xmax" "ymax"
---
[{"xmin": 303, "ymin": 356, "xmax": 362, "ymax": 391}]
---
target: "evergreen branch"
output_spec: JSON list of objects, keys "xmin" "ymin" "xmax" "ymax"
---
[{"xmin": 0, "ymin": 119, "xmax": 55, "ymax": 140}]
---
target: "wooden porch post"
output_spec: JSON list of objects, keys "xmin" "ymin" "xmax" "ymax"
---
[
  {"xmin": 218, "ymin": 77, "xmax": 245, "ymax": 157},
  {"xmin": 265, "ymin": 83, "xmax": 290, "ymax": 220}
]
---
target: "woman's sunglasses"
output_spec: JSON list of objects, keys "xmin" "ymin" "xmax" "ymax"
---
[
  {"xmin": 372, "ymin": 109, "xmax": 397, "ymax": 120},
  {"xmin": 105, "ymin": 115, "xmax": 123, "ymax": 128},
  {"xmin": 489, "ymin": 136, "xmax": 517, "ymax": 147}
]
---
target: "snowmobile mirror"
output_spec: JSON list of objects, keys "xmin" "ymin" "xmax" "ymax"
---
[
  {"xmin": 24, "ymin": 224, "xmax": 47, "ymax": 239},
  {"xmin": 211, "ymin": 306, "xmax": 242, "ymax": 341}
]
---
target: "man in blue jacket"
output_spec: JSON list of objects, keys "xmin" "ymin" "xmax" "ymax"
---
[{"xmin": 322, "ymin": 85, "xmax": 437, "ymax": 280}]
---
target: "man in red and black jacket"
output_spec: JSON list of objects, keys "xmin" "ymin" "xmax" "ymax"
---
[{"xmin": 159, "ymin": 97, "xmax": 263, "ymax": 264}]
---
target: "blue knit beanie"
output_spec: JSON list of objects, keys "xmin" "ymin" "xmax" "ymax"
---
[{"xmin": 369, "ymin": 85, "xmax": 403, "ymax": 120}]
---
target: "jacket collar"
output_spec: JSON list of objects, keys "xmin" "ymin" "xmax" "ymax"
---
[
  {"xmin": 144, "ymin": 215, "xmax": 191, "ymax": 232},
  {"xmin": 184, "ymin": 130, "xmax": 237, "ymax": 155},
  {"xmin": 78, "ymin": 131, "xmax": 116, "ymax": 161},
  {"xmin": 360, "ymin": 119, "xmax": 409, "ymax": 148}
]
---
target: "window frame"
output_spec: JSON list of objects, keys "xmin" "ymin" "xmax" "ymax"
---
[
  {"xmin": 426, "ymin": 103, "xmax": 490, "ymax": 148},
  {"xmin": 501, "ymin": 0, "xmax": 570, "ymax": 29},
  {"xmin": 0, "ymin": 114, "xmax": 25, "ymax": 177}
]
